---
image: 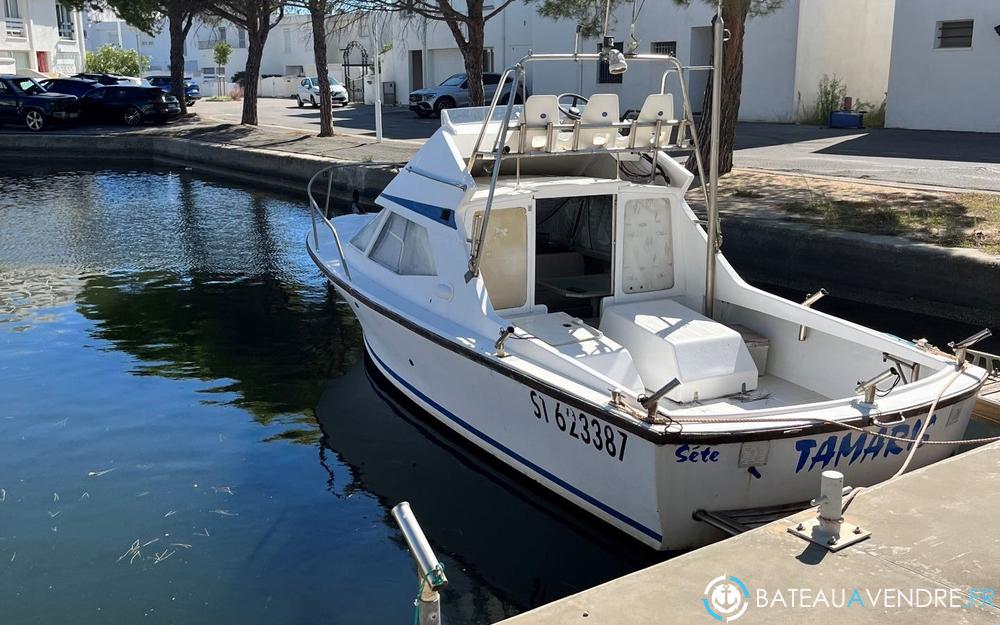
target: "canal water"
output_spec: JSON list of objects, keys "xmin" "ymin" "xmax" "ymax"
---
[{"xmin": 0, "ymin": 163, "xmax": 994, "ymax": 625}]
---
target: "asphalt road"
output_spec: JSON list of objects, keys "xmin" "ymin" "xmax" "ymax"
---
[
  {"xmin": 197, "ymin": 97, "xmax": 438, "ymax": 142},
  {"xmin": 733, "ymin": 123, "xmax": 1000, "ymax": 192},
  {"xmin": 199, "ymin": 98, "xmax": 1000, "ymax": 190}
]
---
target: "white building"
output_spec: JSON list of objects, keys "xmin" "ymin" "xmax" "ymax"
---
[
  {"xmin": 0, "ymin": 0, "xmax": 86, "ymax": 75},
  {"xmin": 85, "ymin": 9, "xmax": 175, "ymax": 73},
  {"xmin": 82, "ymin": 1, "xmax": 897, "ymax": 122},
  {"xmin": 522, "ymin": 0, "xmax": 895, "ymax": 121},
  {"xmin": 886, "ymin": 0, "xmax": 999, "ymax": 133}
]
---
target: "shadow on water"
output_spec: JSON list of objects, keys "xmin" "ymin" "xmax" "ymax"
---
[
  {"xmin": 315, "ymin": 356, "xmax": 667, "ymax": 619},
  {"xmin": 74, "ymin": 270, "xmax": 363, "ymax": 442}
]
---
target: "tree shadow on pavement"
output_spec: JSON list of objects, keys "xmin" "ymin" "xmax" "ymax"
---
[{"xmin": 815, "ymin": 128, "xmax": 1000, "ymax": 164}]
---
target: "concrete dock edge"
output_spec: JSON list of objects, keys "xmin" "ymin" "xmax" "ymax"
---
[{"xmin": 497, "ymin": 441, "xmax": 1000, "ymax": 625}]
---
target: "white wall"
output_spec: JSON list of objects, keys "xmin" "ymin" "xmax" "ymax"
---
[
  {"xmin": 886, "ymin": 0, "xmax": 999, "ymax": 132},
  {"xmin": 85, "ymin": 17, "xmax": 173, "ymax": 73},
  {"xmin": 741, "ymin": 2, "xmax": 802, "ymax": 122},
  {"xmin": 792, "ymin": 0, "xmax": 894, "ymax": 121},
  {"xmin": 519, "ymin": 1, "xmax": 802, "ymax": 121},
  {"xmin": 1, "ymin": 0, "xmax": 85, "ymax": 74}
]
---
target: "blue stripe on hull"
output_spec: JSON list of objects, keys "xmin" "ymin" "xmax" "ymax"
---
[{"xmin": 363, "ymin": 337, "xmax": 664, "ymax": 544}]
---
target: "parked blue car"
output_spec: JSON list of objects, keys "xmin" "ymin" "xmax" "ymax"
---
[{"xmin": 146, "ymin": 75, "xmax": 201, "ymax": 106}]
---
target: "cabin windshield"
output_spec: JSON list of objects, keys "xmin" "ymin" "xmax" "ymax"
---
[{"xmin": 534, "ymin": 195, "xmax": 614, "ymax": 323}]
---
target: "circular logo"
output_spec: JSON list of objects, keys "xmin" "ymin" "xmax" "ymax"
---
[{"xmin": 702, "ymin": 575, "xmax": 749, "ymax": 622}]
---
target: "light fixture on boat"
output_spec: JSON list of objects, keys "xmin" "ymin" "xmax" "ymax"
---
[
  {"xmin": 949, "ymin": 328, "xmax": 993, "ymax": 367},
  {"xmin": 855, "ymin": 368, "xmax": 898, "ymax": 405},
  {"xmin": 600, "ymin": 36, "xmax": 628, "ymax": 76}
]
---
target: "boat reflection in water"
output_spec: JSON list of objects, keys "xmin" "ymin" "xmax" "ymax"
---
[{"xmin": 315, "ymin": 356, "xmax": 665, "ymax": 619}]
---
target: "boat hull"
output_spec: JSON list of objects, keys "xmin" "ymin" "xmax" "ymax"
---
[{"xmin": 335, "ymin": 284, "xmax": 976, "ymax": 551}]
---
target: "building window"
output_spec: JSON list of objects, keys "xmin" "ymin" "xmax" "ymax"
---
[
  {"xmin": 55, "ymin": 3, "xmax": 75, "ymax": 40},
  {"xmin": 482, "ymin": 48, "xmax": 494, "ymax": 73},
  {"xmin": 651, "ymin": 41, "xmax": 677, "ymax": 56},
  {"xmin": 202, "ymin": 67, "xmax": 216, "ymax": 77},
  {"xmin": 237, "ymin": 28, "xmax": 246, "ymax": 49},
  {"xmin": 597, "ymin": 41, "xmax": 623, "ymax": 84},
  {"xmin": 936, "ymin": 19, "xmax": 974, "ymax": 48},
  {"xmin": 2, "ymin": 0, "xmax": 20, "ymax": 19}
]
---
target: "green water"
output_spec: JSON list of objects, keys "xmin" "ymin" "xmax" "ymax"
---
[
  {"xmin": 0, "ymin": 164, "xmax": 655, "ymax": 625},
  {"xmin": 1, "ymin": 162, "xmax": 993, "ymax": 625}
]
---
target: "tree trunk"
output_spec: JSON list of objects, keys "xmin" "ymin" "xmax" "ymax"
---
[
  {"xmin": 463, "ymin": 19, "xmax": 486, "ymax": 106},
  {"xmin": 241, "ymin": 31, "xmax": 265, "ymax": 125},
  {"xmin": 686, "ymin": 4, "xmax": 748, "ymax": 177},
  {"xmin": 309, "ymin": 3, "xmax": 333, "ymax": 137},
  {"xmin": 167, "ymin": 9, "xmax": 187, "ymax": 115}
]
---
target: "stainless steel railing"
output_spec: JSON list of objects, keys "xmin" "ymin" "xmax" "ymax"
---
[
  {"xmin": 307, "ymin": 165, "xmax": 353, "ymax": 281},
  {"xmin": 463, "ymin": 51, "xmax": 715, "ymax": 284}
]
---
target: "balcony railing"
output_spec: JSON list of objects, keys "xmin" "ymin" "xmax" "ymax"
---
[{"xmin": 4, "ymin": 17, "xmax": 25, "ymax": 38}]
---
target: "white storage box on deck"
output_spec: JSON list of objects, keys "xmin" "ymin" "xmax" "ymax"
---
[
  {"xmin": 600, "ymin": 299, "xmax": 759, "ymax": 403},
  {"xmin": 729, "ymin": 323, "xmax": 770, "ymax": 374}
]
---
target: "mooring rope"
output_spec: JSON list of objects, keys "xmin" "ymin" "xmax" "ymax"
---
[
  {"xmin": 411, "ymin": 563, "xmax": 446, "ymax": 625},
  {"xmin": 656, "ymin": 367, "xmax": 1000, "ymax": 447}
]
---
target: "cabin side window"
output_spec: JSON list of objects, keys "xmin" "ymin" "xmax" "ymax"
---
[
  {"xmin": 621, "ymin": 197, "xmax": 673, "ymax": 293},
  {"xmin": 369, "ymin": 212, "xmax": 437, "ymax": 276},
  {"xmin": 350, "ymin": 210, "xmax": 382, "ymax": 252}
]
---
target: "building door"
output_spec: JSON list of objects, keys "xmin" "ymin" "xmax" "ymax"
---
[
  {"xmin": 409, "ymin": 50, "xmax": 423, "ymax": 91},
  {"xmin": 36, "ymin": 52, "xmax": 48, "ymax": 73}
]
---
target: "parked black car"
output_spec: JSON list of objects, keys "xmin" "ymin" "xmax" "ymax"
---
[
  {"xmin": 0, "ymin": 75, "xmax": 80, "ymax": 131},
  {"xmin": 39, "ymin": 77, "xmax": 100, "ymax": 98},
  {"xmin": 78, "ymin": 85, "xmax": 182, "ymax": 126},
  {"xmin": 146, "ymin": 75, "xmax": 201, "ymax": 106},
  {"xmin": 72, "ymin": 72, "xmax": 133, "ymax": 86}
]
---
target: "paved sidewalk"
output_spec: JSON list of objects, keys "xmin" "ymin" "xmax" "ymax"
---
[{"xmin": 733, "ymin": 123, "xmax": 1000, "ymax": 192}]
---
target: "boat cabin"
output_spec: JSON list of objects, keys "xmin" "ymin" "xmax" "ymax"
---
[{"xmin": 327, "ymin": 91, "xmax": 963, "ymax": 420}]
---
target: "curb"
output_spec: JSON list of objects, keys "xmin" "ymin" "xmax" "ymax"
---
[{"xmin": 0, "ymin": 131, "xmax": 401, "ymax": 206}]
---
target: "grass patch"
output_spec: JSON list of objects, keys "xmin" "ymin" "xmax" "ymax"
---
[
  {"xmin": 204, "ymin": 96, "xmax": 233, "ymax": 102},
  {"xmin": 778, "ymin": 190, "xmax": 1000, "ymax": 252}
]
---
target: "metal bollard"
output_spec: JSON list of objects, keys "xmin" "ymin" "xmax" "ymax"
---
[
  {"xmin": 391, "ymin": 502, "xmax": 448, "ymax": 625},
  {"xmin": 816, "ymin": 471, "xmax": 844, "ymax": 540},
  {"xmin": 788, "ymin": 470, "xmax": 869, "ymax": 551}
]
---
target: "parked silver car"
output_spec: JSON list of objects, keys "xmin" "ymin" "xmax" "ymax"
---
[
  {"xmin": 408, "ymin": 72, "xmax": 523, "ymax": 117},
  {"xmin": 296, "ymin": 76, "xmax": 349, "ymax": 108}
]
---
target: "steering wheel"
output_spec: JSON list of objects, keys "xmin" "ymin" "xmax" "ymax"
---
[{"xmin": 557, "ymin": 93, "xmax": 589, "ymax": 120}]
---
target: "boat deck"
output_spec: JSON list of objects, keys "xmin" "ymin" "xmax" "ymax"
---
[{"xmin": 667, "ymin": 375, "xmax": 831, "ymax": 416}]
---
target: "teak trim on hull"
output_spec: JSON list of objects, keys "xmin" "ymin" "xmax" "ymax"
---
[{"xmin": 308, "ymin": 241, "xmax": 978, "ymax": 446}]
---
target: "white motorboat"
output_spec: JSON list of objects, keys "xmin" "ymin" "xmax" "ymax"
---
[{"xmin": 306, "ymin": 37, "xmax": 989, "ymax": 550}]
